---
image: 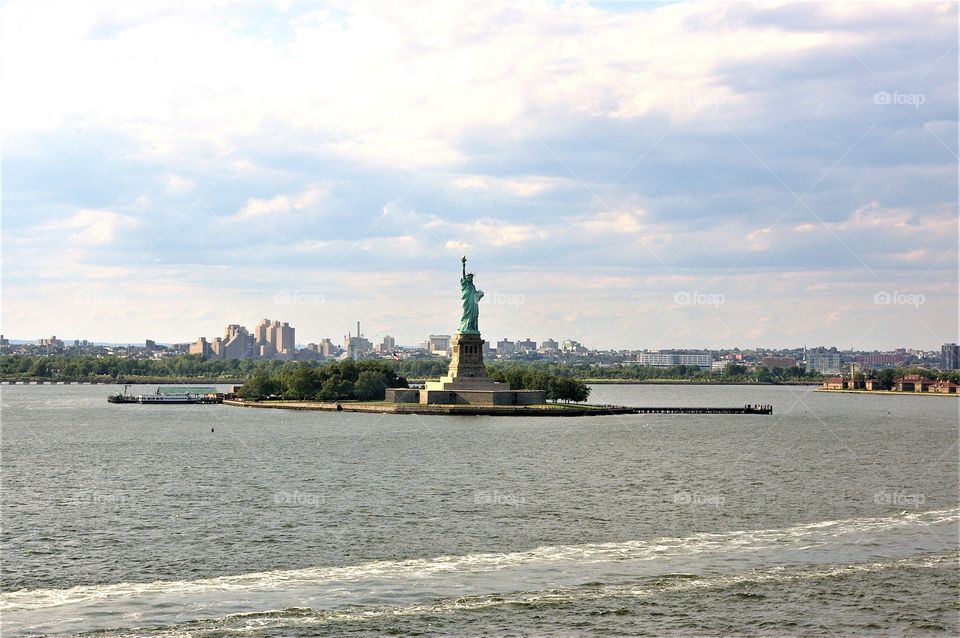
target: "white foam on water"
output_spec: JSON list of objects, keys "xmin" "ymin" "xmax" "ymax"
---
[
  {"xmin": 2, "ymin": 507, "xmax": 956, "ymax": 616},
  {"xmin": 102, "ymin": 552, "xmax": 960, "ymax": 637}
]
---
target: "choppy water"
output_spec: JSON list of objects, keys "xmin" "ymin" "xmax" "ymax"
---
[{"xmin": 1, "ymin": 383, "xmax": 957, "ymax": 636}]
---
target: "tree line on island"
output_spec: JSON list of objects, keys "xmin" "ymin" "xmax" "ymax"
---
[
  {"xmin": 237, "ymin": 359, "xmax": 591, "ymax": 403},
  {"xmin": 3, "ymin": 354, "xmax": 957, "ymax": 392}
]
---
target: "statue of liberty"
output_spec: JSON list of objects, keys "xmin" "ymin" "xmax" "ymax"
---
[{"xmin": 458, "ymin": 256, "xmax": 483, "ymax": 334}]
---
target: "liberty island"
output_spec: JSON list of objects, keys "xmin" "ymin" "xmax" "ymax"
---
[
  {"xmin": 386, "ymin": 256, "xmax": 547, "ymax": 406},
  {"xmin": 201, "ymin": 257, "xmax": 772, "ymax": 414}
]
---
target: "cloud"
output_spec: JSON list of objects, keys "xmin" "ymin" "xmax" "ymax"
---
[
  {"xmin": 0, "ymin": 0, "xmax": 955, "ymax": 348},
  {"xmin": 235, "ymin": 186, "xmax": 328, "ymax": 219},
  {"xmin": 46, "ymin": 209, "xmax": 139, "ymax": 246},
  {"xmin": 163, "ymin": 174, "xmax": 195, "ymax": 195}
]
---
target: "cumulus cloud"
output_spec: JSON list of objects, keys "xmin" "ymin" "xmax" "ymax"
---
[
  {"xmin": 46, "ymin": 209, "xmax": 140, "ymax": 246},
  {"xmin": 235, "ymin": 186, "xmax": 328, "ymax": 219}
]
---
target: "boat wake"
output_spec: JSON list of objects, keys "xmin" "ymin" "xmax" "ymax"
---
[{"xmin": 2, "ymin": 508, "xmax": 957, "ymax": 636}]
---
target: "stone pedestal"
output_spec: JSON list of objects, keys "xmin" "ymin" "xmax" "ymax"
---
[
  {"xmin": 425, "ymin": 333, "xmax": 509, "ymax": 393},
  {"xmin": 388, "ymin": 331, "xmax": 546, "ymax": 406}
]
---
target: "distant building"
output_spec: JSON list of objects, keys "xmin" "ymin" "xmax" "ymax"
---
[
  {"xmin": 428, "ymin": 334, "xmax": 451, "ymax": 355},
  {"xmin": 539, "ymin": 338, "xmax": 558, "ymax": 354},
  {"xmin": 806, "ymin": 351, "xmax": 841, "ymax": 374},
  {"xmin": 255, "ymin": 319, "xmax": 275, "ymax": 358},
  {"xmin": 761, "ymin": 356, "xmax": 797, "ymax": 369},
  {"xmin": 38, "ymin": 336, "xmax": 64, "ymax": 349},
  {"xmin": 299, "ymin": 346, "xmax": 322, "ymax": 361},
  {"xmin": 189, "ymin": 318, "xmax": 298, "ymax": 360},
  {"xmin": 189, "ymin": 337, "xmax": 212, "ymax": 358},
  {"xmin": 856, "ymin": 353, "xmax": 895, "ymax": 367},
  {"xmin": 221, "ymin": 324, "xmax": 257, "ymax": 359},
  {"xmin": 378, "ymin": 335, "xmax": 396, "ymax": 353},
  {"xmin": 942, "ymin": 343, "xmax": 959, "ymax": 370},
  {"xmin": 638, "ymin": 351, "xmax": 712, "ymax": 370},
  {"xmin": 515, "ymin": 338, "xmax": 536, "ymax": 354},
  {"xmin": 273, "ymin": 321, "xmax": 295, "ymax": 358},
  {"xmin": 482, "ymin": 340, "xmax": 495, "ymax": 357},
  {"xmin": 345, "ymin": 322, "xmax": 373, "ymax": 360},
  {"xmin": 496, "ymin": 339, "xmax": 515, "ymax": 356},
  {"xmin": 320, "ymin": 338, "xmax": 337, "ymax": 358},
  {"xmin": 562, "ymin": 339, "xmax": 587, "ymax": 353}
]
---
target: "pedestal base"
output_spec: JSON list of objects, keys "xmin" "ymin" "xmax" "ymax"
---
[{"xmin": 385, "ymin": 331, "xmax": 546, "ymax": 406}]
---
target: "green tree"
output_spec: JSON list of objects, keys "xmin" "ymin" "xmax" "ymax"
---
[
  {"xmin": 354, "ymin": 370, "xmax": 388, "ymax": 401},
  {"xmin": 238, "ymin": 373, "xmax": 282, "ymax": 399},
  {"xmin": 283, "ymin": 366, "xmax": 320, "ymax": 400},
  {"xmin": 319, "ymin": 377, "xmax": 354, "ymax": 400},
  {"xmin": 548, "ymin": 376, "xmax": 590, "ymax": 402}
]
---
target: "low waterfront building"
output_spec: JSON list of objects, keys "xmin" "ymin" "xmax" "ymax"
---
[
  {"xmin": 929, "ymin": 380, "xmax": 958, "ymax": 394},
  {"xmin": 895, "ymin": 375, "xmax": 934, "ymax": 392},
  {"xmin": 822, "ymin": 377, "xmax": 846, "ymax": 390}
]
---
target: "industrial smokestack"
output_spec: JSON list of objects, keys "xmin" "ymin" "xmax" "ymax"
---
[{"xmin": 357, "ymin": 321, "xmax": 361, "ymax": 338}]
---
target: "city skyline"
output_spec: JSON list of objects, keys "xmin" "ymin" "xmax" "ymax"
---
[{"xmin": 1, "ymin": 1, "xmax": 957, "ymax": 350}]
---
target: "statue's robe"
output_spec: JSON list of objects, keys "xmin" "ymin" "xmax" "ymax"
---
[{"xmin": 458, "ymin": 275, "xmax": 484, "ymax": 333}]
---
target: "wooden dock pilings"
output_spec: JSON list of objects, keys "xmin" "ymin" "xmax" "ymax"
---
[{"xmin": 628, "ymin": 404, "xmax": 772, "ymax": 414}]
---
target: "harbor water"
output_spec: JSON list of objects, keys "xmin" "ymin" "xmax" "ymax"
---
[{"xmin": 1, "ymin": 383, "xmax": 957, "ymax": 636}]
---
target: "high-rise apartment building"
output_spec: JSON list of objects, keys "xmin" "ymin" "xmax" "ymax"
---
[{"xmin": 942, "ymin": 343, "xmax": 960, "ymax": 370}]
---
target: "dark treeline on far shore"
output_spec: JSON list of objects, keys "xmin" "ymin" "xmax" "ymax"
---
[
  {"xmin": 2, "ymin": 354, "xmax": 957, "ymax": 388},
  {"xmin": 0, "ymin": 354, "xmax": 445, "ymax": 384},
  {"xmin": 0, "ymin": 355, "xmax": 590, "ymax": 402}
]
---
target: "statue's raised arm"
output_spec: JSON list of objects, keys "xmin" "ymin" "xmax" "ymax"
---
[{"xmin": 458, "ymin": 256, "xmax": 483, "ymax": 334}]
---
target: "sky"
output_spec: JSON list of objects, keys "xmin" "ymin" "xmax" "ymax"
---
[{"xmin": 1, "ymin": 0, "xmax": 957, "ymax": 351}]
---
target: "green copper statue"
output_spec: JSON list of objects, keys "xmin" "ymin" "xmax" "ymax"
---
[{"xmin": 458, "ymin": 256, "xmax": 483, "ymax": 334}]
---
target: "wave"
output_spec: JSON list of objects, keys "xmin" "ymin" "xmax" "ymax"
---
[
  {"xmin": 3, "ymin": 507, "xmax": 957, "ymax": 614},
  {"xmin": 63, "ymin": 552, "xmax": 960, "ymax": 637}
]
